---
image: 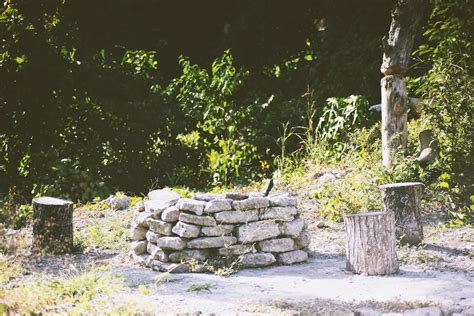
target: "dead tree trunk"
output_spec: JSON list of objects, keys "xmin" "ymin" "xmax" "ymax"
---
[
  {"xmin": 380, "ymin": 0, "xmax": 427, "ymax": 166},
  {"xmin": 32, "ymin": 197, "xmax": 74, "ymax": 254},
  {"xmin": 344, "ymin": 211, "xmax": 399, "ymax": 275},
  {"xmin": 379, "ymin": 182, "xmax": 424, "ymax": 246}
]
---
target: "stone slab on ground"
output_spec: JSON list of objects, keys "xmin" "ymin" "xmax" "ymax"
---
[
  {"xmin": 277, "ymin": 250, "xmax": 308, "ymax": 264},
  {"xmin": 258, "ymin": 238, "xmax": 295, "ymax": 253},
  {"xmin": 168, "ymin": 250, "xmax": 209, "ymax": 263},
  {"xmin": 241, "ymin": 252, "xmax": 276, "ymax": 267},
  {"xmin": 111, "ymin": 256, "xmax": 474, "ymax": 315}
]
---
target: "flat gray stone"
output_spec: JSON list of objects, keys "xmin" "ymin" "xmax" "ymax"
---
[
  {"xmin": 146, "ymin": 218, "xmax": 173, "ymax": 235},
  {"xmin": 279, "ymin": 218, "xmax": 305, "ymax": 237},
  {"xmin": 187, "ymin": 236, "xmax": 237, "ymax": 249},
  {"xmin": 260, "ymin": 206, "xmax": 298, "ymax": 221},
  {"xmin": 201, "ymin": 225, "xmax": 234, "ymax": 236},
  {"xmin": 161, "ymin": 206, "xmax": 180, "ymax": 222},
  {"xmin": 318, "ymin": 172, "xmax": 337, "ymax": 184},
  {"xmin": 130, "ymin": 225, "xmax": 147, "ymax": 240},
  {"xmin": 179, "ymin": 212, "xmax": 216, "ymax": 226},
  {"xmin": 268, "ymin": 193, "xmax": 297, "ymax": 207},
  {"xmin": 145, "ymin": 230, "xmax": 161, "ymax": 243},
  {"xmin": 176, "ymin": 198, "xmax": 206, "ymax": 215},
  {"xmin": 258, "ymin": 238, "xmax": 295, "ymax": 252},
  {"xmin": 225, "ymin": 192, "xmax": 248, "ymax": 200},
  {"xmin": 134, "ymin": 200, "xmax": 145, "ymax": 212},
  {"xmin": 193, "ymin": 193, "xmax": 225, "ymax": 201},
  {"xmin": 233, "ymin": 197, "xmax": 269, "ymax": 211},
  {"xmin": 316, "ymin": 220, "xmax": 328, "ymax": 229},
  {"xmin": 147, "ymin": 188, "xmax": 181, "ymax": 203},
  {"xmin": 107, "ymin": 195, "xmax": 131, "ymax": 210},
  {"xmin": 204, "ymin": 199, "xmax": 233, "ymax": 213},
  {"xmin": 132, "ymin": 210, "xmax": 152, "ymax": 227},
  {"xmin": 241, "ymin": 252, "xmax": 276, "ymax": 267},
  {"xmin": 218, "ymin": 244, "xmax": 254, "ymax": 256},
  {"xmin": 146, "ymin": 200, "xmax": 172, "ymax": 218},
  {"xmin": 157, "ymin": 237, "xmax": 186, "ymax": 250},
  {"xmin": 147, "ymin": 242, "xmax": 168, "ymax": 262},
  {"xmin": 150, "ymin": 260, "xmax": 190, "ymax": 273},
  {"xmin": 172, "ymin": 221, "xmax": 200, "ymax": 238},
  {"xmin": 130, "ymin": 253, "xmax": 148, "ymax": 267},
  {"xmin": 248, "ymin": 192, "xmax": 265, "ymax": 198},
  {"xmin": 169, "ymin": 250, "xmax": 209, "ymax": 263},
  {"xmin": 277, "ymin": 250, "xmax": 308, "ymax": 265},
  {"xmin": 131, "ymin": 240, "xmax": 148, "ymax": 255},
  {"xmin": 237, "ymin": 220, "xmax": 280, "ymax": 243},
  {"xmin": 215, "ymin": 210, "xmax": 259, "ymax": 224},
  {"xmin": 294, "ymin": 231, "xmax": 311, "ymax": 249}
]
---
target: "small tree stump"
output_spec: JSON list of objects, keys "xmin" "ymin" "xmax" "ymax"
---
[
  {"xmin": 344, "ymin": 211, "xmax": 399, "ymax": 275},
  {"xmin": 379, "ymin": 182, "xmax": 423, "ymax": 246},
  {"xmin": 32, "ymin": 197, "xmax": 74, "ymax": 254}
]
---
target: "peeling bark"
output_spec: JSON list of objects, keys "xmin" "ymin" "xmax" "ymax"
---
[
  {"xmin": 379, "ymin": 182, "xmax": 424, "ymax": 246},
  {"xmin": 344, "ymin": 211, "xmax": 399, "ymax": 275}
]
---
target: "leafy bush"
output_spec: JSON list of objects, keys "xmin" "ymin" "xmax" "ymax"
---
[
  {"xmin": 411, "ymin": 0, "xmax": 473, "ymax": 223},
  {"xmin": 168, "ymin": 51, "xmax": 263, "ymax": 187},
  {"xmin": 32, "ymin": 158, "xmax": 110, "ymax": 202},
  {"xmin": 315, "ymin": 95, "xmax": 372, "ymax": 159}
]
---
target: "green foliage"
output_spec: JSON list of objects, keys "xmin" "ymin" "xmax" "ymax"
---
[
  {"xmin": 1, "ymin": 266, "xmax": 131, "ymax": 314},
  {"xmin": 169, "ymin": 51, "xmax": 262, "ymax": 187},
  {"xmin": 411, "ymin": 0, "xmax": 473, "ymax": 223},
  {"xmin": 32, "ymin": 158, "xmax": 110, "ymax": 202},
  {"xmin": 74, "ymin": 211, "xmax": 132, "ymax": 250},
  {"xmin": 317, "ymin": 95, "xmax": 369, "ymax": 142},
  {"xmin": 0, "ymin": 255, "xmax": 22, "ymax": 285},
  {"xmin": 186, "ymin": 283, "xmax": 212, "ymax": 293}
]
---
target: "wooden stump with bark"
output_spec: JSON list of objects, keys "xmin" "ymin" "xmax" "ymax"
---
[
  {"xmin": 344, "ymin": 211, "xmax": 399, "ymax": 275},
  {"xmin": 379, "ymin": 182, "xmax": 424, "ymax": 246},
  {"xmin": 32, "ymin": 196, "xmax": 74, "ymax": 254},
  {"xmin": 380, "ymin": 0, "xmax": 428, "ymax": 166}
]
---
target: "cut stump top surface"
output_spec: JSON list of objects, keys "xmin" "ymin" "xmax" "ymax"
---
[
  {"xmin": 32, "ymin": 196, "xmax": 73, "ymax": 206},
  {"xmin": 379, "ymin": 182, "xmax": 423, "ymax": 189},
  {"xmin": 344, "ymin": 211, "xmax": 386, "ymax": 218}
]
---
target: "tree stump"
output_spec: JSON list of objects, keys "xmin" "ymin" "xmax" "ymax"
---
[
  {"xmin": 344, "ymin": 211, "xmax": 399, "ymax": 275},
  {"xmin": 32, "ymin": 197, "xmax": 74, "ymax": 254},
  {"xmin": 379, "ymin": 182, "xmax": 423, "ymax": 246}
]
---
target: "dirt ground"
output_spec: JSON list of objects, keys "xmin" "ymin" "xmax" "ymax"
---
[
  {"xmin": 2, "ymin": 178, "xmax": 474, "ymax": 315},
  {"xmin": 4, "ymin": 208, "xmax": 472, "ymax": 315}
]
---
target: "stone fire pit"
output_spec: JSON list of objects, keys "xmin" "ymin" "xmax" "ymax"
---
[{"xmin": 130, "ymin": 189, "xmax": 310, "ymax": 273}]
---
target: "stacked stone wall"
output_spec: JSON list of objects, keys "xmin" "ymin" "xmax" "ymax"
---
[{"xmin": 130, "ymin": 189, "xmax": 310, "ymax": 272}]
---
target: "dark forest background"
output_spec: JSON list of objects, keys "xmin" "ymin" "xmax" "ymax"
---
[{"xmin": 1, "ymin": 0, "xmax": 472, "ymax": 210}]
